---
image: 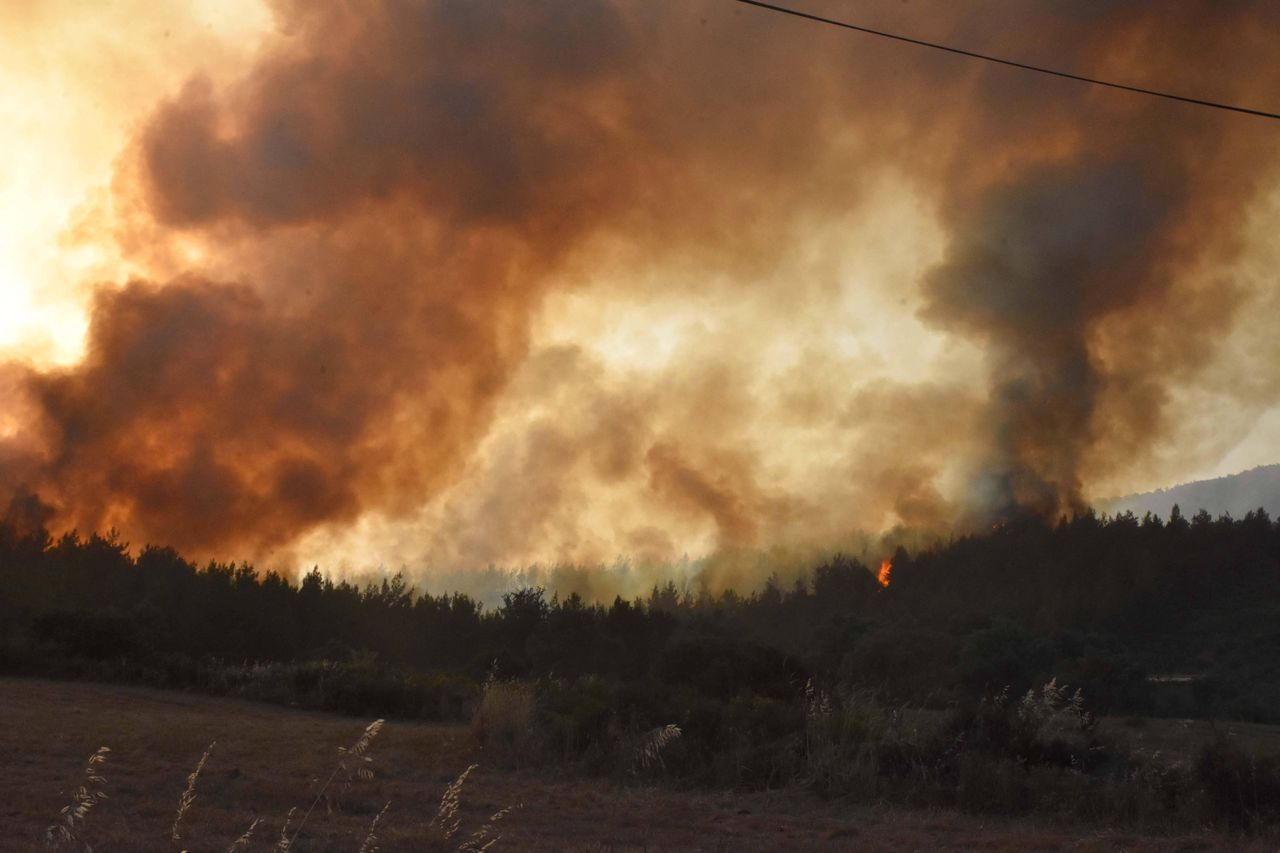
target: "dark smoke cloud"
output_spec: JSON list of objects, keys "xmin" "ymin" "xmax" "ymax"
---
[
  {"xmin": 924, "ymin": 162, "xmax": 1178, "ymax": 517},
  {"xmin": 2, "ymin": 0, "xmax": 1279, "ymax": 569},
  {"xmin": 919, "ymin": 0, "xmax": 1280, "ymax": 520}
]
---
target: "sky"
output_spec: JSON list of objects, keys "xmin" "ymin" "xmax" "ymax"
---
[{"xmin": 1, "ymin": 1, "xmax": 1278, "ymax": 582}]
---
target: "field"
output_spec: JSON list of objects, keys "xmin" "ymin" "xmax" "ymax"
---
[{"xmin": 3, "ymin": 678, "xmax": 1275, "ymax": 852}]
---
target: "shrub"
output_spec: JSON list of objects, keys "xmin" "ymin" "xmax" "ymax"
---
[
  {"xmin": 657, "ymin": 638, "xmax": 807, "ymax": 700},
  {"xmin": 536, "ymin": 678, "xmax": 620, "ymax": 771},
  {"xmin": 471, "ymin": 675, "xmax": 538, "ymax": 764},
  {"xmin": 1196, "ymin": 733, "xmax": 1280, "ymax": 828}
]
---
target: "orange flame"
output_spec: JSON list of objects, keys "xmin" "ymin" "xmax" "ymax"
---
[{"xmin": 877, "ymin": 559, "xmax": 893, "ymax": 588}]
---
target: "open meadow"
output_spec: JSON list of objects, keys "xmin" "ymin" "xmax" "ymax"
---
[{"xmin": 3, "ymin": 677, "xmax": 1276, "ymax": 852}]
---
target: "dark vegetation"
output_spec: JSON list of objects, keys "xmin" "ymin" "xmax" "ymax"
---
[{"xmin": 5, "ymin": 501, "xmax": 1280, "ymax": 830}]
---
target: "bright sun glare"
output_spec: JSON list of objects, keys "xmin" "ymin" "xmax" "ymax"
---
[{"xmin": 0, "ymin": 0, "xmax": 273, "ymax": 364}]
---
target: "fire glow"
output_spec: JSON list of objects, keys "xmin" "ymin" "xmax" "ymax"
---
[
  {"xmin": 0, "ymin": 2, "xmax": 1278, "ymax": 578},
  {"xmin": 877, "ymin": 559, "xmax": 893, "ymax": 588}
]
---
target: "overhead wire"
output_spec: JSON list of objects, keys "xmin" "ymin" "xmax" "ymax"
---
[{"xmin": 733, "ymin": 0, "xmax": 1280, "ymax": 122}]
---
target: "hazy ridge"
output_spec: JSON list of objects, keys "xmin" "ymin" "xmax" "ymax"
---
[{"xmin": 1104, "ymin": 464, "xmax": 1280, "ymax": 519}]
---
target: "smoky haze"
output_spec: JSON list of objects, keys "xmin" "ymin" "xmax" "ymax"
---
[{"xmin": 2, "ymin": 1, "xmax": 1279, "ymax": 574}]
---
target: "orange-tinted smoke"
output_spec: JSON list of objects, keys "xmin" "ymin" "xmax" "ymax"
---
[
  {"xmin": 2, "ymin": 1, "xmax": 1279, "ymax": 563},
  {"xmin": 0, "ymin": 0, "xmax": 901, "ymax": 557}
]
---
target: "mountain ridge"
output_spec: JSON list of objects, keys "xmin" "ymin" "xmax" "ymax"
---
[{"xmin": 1101, "ymin": 463, "xmax": 1280, "ymax": 519}]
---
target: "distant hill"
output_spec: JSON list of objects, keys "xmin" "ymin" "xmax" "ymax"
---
[{"xmin": 1103, "ymin": 464, "xmax": 1280, "ymax": 520}]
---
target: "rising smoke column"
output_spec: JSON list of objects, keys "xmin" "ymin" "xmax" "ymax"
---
[
  {"xmin": 1, "ymin": 1, "xmax": 1278, "ymax": 566},
  {"xmin": 925, "ymin": 162, "xmax": 1177, "ymax": 519},
  {"xmin": 918, "ymin": 3, "xmax": 1280, "ymax": 521}
]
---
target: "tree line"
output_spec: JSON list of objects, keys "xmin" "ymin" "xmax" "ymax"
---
[{"xmin": 2, "ymin": 503, "xmax": 1279, "ymax": 721}]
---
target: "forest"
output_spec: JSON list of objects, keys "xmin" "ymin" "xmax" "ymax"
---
[
  {"xmin": 6, "ymin": 500, "xmax": 1280, "ymax": 826},
  {"xmin": 4, "ymin": 503, "xmax": 1280, "ymax": 720}
]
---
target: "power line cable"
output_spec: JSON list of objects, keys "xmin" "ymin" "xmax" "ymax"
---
[{"xmin": 733, "ymin": 0, "xmax": 1280, "ymax": 122}]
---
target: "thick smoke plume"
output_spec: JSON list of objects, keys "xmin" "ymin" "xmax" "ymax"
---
[{"xmin": 2, "ymin": 1, "xmax": 1279, "ymax": 573}]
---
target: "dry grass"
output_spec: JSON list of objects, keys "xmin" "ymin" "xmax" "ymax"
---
[
  {"xmin": 32, "ymin": 703, "xmax": 508, "ymax": 852},
  {"xmin": 632, "ymin": 724, "xmax": 681, "ymax": 773},
  {"xmin": 1108, "ymin": 714, "xmax": 1280, "ymax": 768},
  {"xmin": 470, "ymin": 677, "xmax": 536, "ymax": 762},
  {"xmin": 431, "ymin": 763, "xmax": 476, "ymax": 841},
  {"xmin": 357, "ymin": 801, "xmax": 391, "ymax": 853},
  {"xmin": 44, "ymin": 745, "xmax": 109, "ymax": 849},
  {"xmin": 224, "ymin": 816, "xmax": 261, "ymax": 851},
  {"xmin": 273, "ymin": 807, "xmax": 297, "ymax": 851},
  {"xmin": 2, "ymin": 678, "xmax": 1273, "ymax": 851},
  {"xmin": 286, "ymin": 717, "xmax": 385, "ymax": 847},
  {"xmin": 430, "ymin": 763, "xmax": 520, "ymax": 851},
  {"xmin": 171, "ymin": 741, "xmax": 214, "ymax": 841},
  {"xmin": 456, "ymin": 802, "xmax": 518, "ymax": 853}
]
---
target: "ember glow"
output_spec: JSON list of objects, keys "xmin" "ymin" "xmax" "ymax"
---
[
  {"xmin": 877, "ymin": 560, "xmax": 893, "ymax": 589},
  {"xmin": 2, "ymin": 2, "xmax": 1280, "ymax": 580}
]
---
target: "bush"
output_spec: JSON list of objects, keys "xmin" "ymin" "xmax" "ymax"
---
[
  {"xmin": 657, "ymin": 638, "xmax": 807, "ymax": 700},
  {"xmin": 471, "ymin": 676, "xmax": 538, "ymax": 764},
  {"xmin": 1196, "ymin": 733, "xmax": 1280, "ymax": 828}
]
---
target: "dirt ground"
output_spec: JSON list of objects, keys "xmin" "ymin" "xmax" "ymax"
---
[{"xmin": 0, "ymin": 677, "xmax": 1268, "ymax": 851}]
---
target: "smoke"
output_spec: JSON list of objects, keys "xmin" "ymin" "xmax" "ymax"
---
[
  {"xmin": 920, "ymin": 1, "xmax": 1280, "ymax": 520},
  {"xmin": 926, "ymin": 162, "xmax": 1179, "ymax": 518},
  {"xmin": 2, "ymin": 1, "xmax": 1279, "ymax": 574}
]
